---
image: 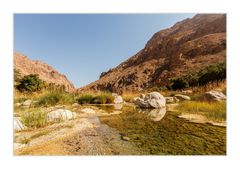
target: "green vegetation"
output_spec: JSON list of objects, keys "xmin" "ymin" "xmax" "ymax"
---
[
  {"xmin": 14, "ymin": 69, "xmax": 22, "ymax": 86},
  {"xmin": 21, "ymin": 110, "xmax": 48, "ymax": 129},
  {"xmin": 99, "ymin": 107, "xmax": 226, "ymax": 155},
  {"xmin": 76, "ymin": 94, "xmax": 94, "ymax": 104},
  {"xmin": 169, "ymin": 62, "xmax": 226, "ymax": 90},
  {"xmin": 36, "ymin": 92, "xmax": 75, "ymax": 106},
  {"xmin": 171, "ymin": 78, "xmax": 189, "ymax": 90},
  {"xmin": 76, "ymin": 92, "xmax": 114, "ymax": 104},
  {"xmin": 175, "ymin": 101, "xmax": 226, "ymax": 122},
  {"xmin": 16, "ymin": 74, "xmax": 44, "ymax": 93}
]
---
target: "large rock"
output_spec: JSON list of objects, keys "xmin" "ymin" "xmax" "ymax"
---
[
  {"xmin": 134, "ymin": 92, "xmax": 166, "ymax": 108},
  {"xmin": 112, "ymin": 93, "xmax": 124, "ymax": 104},
  {"xmin": 14, "ymin": 117, "xmax": 26, "ymax": 131},
  {"xmin": 203, "ymin": 90, "xmax": 226, "ymax": 101},
  {"xmin": 47, "ymin": 109, "xmax": 76, "ymax": 121},
  {"xmin": 175, "ymin": 94, "xmax": 191, "ymax": 101}
]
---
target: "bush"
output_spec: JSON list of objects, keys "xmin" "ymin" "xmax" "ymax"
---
[
  {"xmin": 76, "ymin": 93, "xmax": 114, "ymax": 104},
  {"xmin": 198, "ymin": 62, "xmax": 226, "ymax": 86},
  {"xmin": 76, "ymin": 94, "xmax": 94, "ymax": 104},
  {"xmin": 92, "ymin": 93, "xmax": 114, "ymax": 104},
  {"xmin": 16, "ymin": 74, "xmax": 44, "ymax": 93},
  {"xmin": 171, "ymin": 78, "xmax": 189, "ymax": 90},
  {"xmin": 37, "ymin": 92, "xmax": 74, "ymax": 106},
  {"xmin": 170, "ymin": 62, "xmax": 226, "ymax": 90},
  {"xmin": 21, "ymin": 111, "xmax": 48, "ymax": 129}
]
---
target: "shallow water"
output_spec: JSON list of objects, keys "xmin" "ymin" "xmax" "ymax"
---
[{"xmin": 98, "ymin": 105, "xmax": 226, "ymax": 155}]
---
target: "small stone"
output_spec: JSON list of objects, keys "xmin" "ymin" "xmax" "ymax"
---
[
  {"xmin": 121, "ymin": 136, "xmax": 130, "ymax": 141},
  {"xmin": 15, "ymin": 103, "xmax": 21, "ymax": 107},
  {"xmin": 22, "ymin": 99, "xmax": 32, "ymax": 108},
  {"xmin": 72, "ymin": 103, "xmax": 80, "ymax": 107},
  {"xmin": 81, "ymin": 108, "xmax": 96, "ymax": 114},
  {"xmin": 175, "ymin": 94, "xmax": 191, "ymax": 101},
  {"xmin": 203, "ymin": 90, "xmax": 226, "ymax": 101}
]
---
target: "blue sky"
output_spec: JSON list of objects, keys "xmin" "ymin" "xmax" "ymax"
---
[{"xmin": 14, "ymin": 14, "xmax": 195, "ymax": 88}]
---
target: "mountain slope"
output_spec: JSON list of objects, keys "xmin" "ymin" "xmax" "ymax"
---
[
  {"xmin": 14, "ymin": 52, "xmax": 75, "ymax": 92},
  {"xmin": 79, "ymin": 14, "xmax": 226, "ymax": 93}
]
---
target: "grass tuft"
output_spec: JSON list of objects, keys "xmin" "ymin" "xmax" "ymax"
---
[
  {"xmin": 76, "ymin": 92, "xmax": 114, "ymax": 104},
  {"xmin": 21, "ymin": 110, "xmax": 48, "ymax": 129},
  {"xmin": 36, "ymin": 92, "xmax": 75, "ymax": 106},
  {"xmin": 176, "ymin": 101, "xmax": 226, "ymax": 122}
]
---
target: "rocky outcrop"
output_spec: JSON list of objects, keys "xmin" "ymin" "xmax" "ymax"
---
[
  {"xmin": 14, "ymin": 52, "xmax": 75, "ymax": 92},
  {"xmin": 47, "ymin": 109, "xmax": 76, "ymax": 121},
  {"xmin": 134, "ymin": 92, "xmax": 166, "ymax": 108},
  {"xmin": 78, "ymin": 14, "xmax": 226, "ymax": 93},
  {"xmin": 202, "ymin": 90, "xmax": 226, "ymax": 101}
]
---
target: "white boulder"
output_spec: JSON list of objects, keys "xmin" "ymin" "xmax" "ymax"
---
[
  {"xmin": 14, "ymin": 117, "xmax": 26, "ymax": 131},
  {"xmin": 112, "ymin": 93, "xmax": 124, "ymax": 104},
  {"xmin": 47, "ymin": 109, "xmax": 76, "ymax": 121},
  {"xmin": 134, "ymin": 92, "xmax": 166, "ymax": 108}
]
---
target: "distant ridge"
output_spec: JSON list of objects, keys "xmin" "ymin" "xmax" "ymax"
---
[{"xmin": 14, "ymin": 52, "xmax": 75, "ymax": 92}]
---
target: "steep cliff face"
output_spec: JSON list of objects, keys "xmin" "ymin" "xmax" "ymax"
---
[
  {"xmin": 79, "ymin": 14, "xmax": 226, "ymax": 93},
  {"xmin": 14, "ymin": 52, "xmax": 75, "ymax": 92}
]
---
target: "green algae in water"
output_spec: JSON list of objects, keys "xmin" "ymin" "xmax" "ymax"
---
[{"xmin": 99, "ymin": 106, "xmax": 226, "ymax": 155}]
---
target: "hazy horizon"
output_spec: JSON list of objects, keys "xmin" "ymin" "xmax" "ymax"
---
[{"xmin": 14, "ymin": 14, "xmax": 195, "ymax": 88}]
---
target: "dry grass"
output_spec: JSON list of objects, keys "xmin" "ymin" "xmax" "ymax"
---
[
  {"xmin": 122, "ymin": 91, "xmax": 142, "ymax": 102},
  {"xmin": 21, "ymin": 110, "xmax": 49, "ymax": 129},
  {"xmin": 175, "ymin": 101, "xmax": 226, "ymax": 122}
]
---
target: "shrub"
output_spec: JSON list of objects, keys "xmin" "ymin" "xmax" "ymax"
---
[
  {"xmin": 171, "ymin": 78, "xmax": 189, "ymax": 90},
  {"xmin": 76, "ymin": 93, "xmax": 114, "ymax": 104},
  {"xmin": 169, "ymin": 62, "xmax": 226, "ymax": 90},
  {"xmin": 16, "ymin": 74, "xmax": 44, "ymax": 93},
  {"xmin": 198, "ymin": 62, "xmax": 226, "ymax": 85},
  {"xmin": 21, "ymin": 110, "xmax": 48, "ymax": 129},
  {"xmin": 37, "ymin": 92, "xmax": 74, "ymax": 106},
  {"xmin": 76, "ymin": 94, "xmax": 94, "ymax": 104}
]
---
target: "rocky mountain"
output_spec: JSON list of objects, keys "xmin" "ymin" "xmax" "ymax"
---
[
  {"xmin": 79, "ymin": 14, "xmax": 226, "ymax": 93},
  {"xmin": 14, "ymin": 52, "xmax": 75, "ymax": 92}
]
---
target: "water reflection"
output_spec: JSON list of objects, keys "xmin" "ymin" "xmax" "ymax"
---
[
  {"xmin": 139, "ymin": 108, "xmax": 167, "ymax": 121},
  {"xmin": 113, "ymin": 104, "xmax": 123, "ymax": 110}
]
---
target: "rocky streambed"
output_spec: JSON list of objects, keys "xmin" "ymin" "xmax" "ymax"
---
[
  {"xmin": 14, "ymin": 91, "xmax": 226, "ymax": 155},
  {"xmin": 14, "ymin": 104, "xmax": 226, "ymax": 155}
]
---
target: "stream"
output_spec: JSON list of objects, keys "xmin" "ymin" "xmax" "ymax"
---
[{"xmin": 96, "ymin": 104, "xmax": 226, "ymax": 155}]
